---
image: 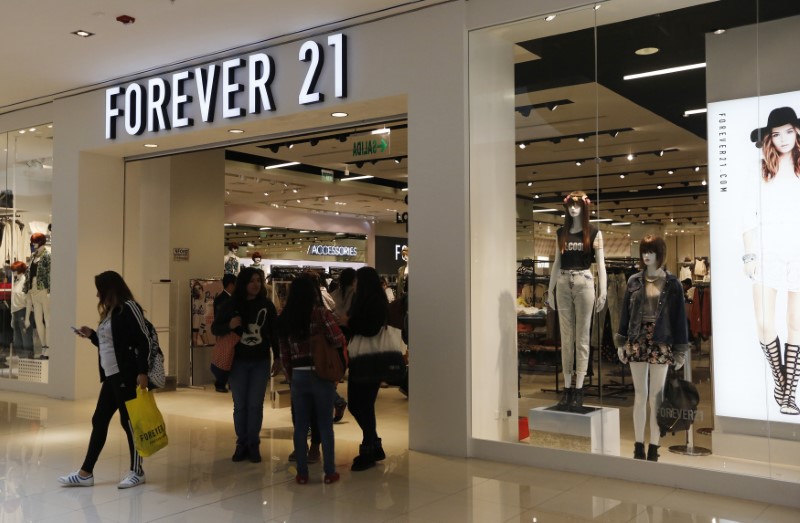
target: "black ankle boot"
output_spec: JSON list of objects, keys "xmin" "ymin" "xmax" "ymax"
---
[
  {"xmin": 633, "ymin": 442, "xmax": 645, "ymax": 460},
  {"xmin": 647, "ymin": 444, "xmax": 660, "ymax": 462},
  {"xmin": 373, "ymin": 438, "xmax": 386, "ymax": 461},
  {"xmin": 351, "ymin": 444, "xmax": 376, "ymax": 471},
  {"xmin": 569, "ymin": 388, "xmax": 584, "ymax": 411},
  {"xmin": 231, "ymin": 445, "xmax": 249, "ymax": 462},
  {"xmin": 556, "ymin": 388, "xmax": 573, "ymax": 411}
]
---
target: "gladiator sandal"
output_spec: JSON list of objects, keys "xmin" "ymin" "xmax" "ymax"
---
[
  {"xmin": 760, "ymin": 337, "xmax": 785, "ymax": 406},
  {"xmin": 780, "ymin": 343, "xmax": 799, "ymax": 415}
]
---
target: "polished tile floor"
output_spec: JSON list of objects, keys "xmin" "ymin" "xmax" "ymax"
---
[{"xmin": 1, "ymin": 387, "xmax": 799, "ymax": 523}]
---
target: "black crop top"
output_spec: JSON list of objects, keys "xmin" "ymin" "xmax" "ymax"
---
[{"xmin": 558, "ymin": 225, "xmax": 599, "ymax": 270}]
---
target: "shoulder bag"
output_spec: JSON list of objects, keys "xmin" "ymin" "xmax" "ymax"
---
[
  {"xmin": 311, "ymin": 328, "xmax": 345, "ymax": 382},
  {"xmin": 348, "ymin": 325, "xmax": 406, "ymax": 383},
  {"xmin": 211, "ymin": 332, "xmax": 241, "ymax": 372}
]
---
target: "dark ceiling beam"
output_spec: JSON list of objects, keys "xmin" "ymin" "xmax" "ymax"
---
[
  {"xmin": 516, "ymin": 127, "xmax": 634, "ymax": 146},
  {"xmin": 516, "ymin": 163, "xmax": 706, "ymax": 184},
  {"xmin": 525, "ymin": 185, "xmax": 708, "ymax": 205},
  {"xmin": 517, "ymin": 148, "xmax": 682, "ymax": 168}
]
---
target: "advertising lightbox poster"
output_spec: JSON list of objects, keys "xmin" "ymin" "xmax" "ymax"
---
[{"xmin": 708, "ymin": 90, "xmax": 800, "ymax": 423}]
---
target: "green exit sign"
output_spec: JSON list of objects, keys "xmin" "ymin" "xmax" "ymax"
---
[{"xmin": 351, "ymin": 134, "xmax": 391, "ymax": 159}]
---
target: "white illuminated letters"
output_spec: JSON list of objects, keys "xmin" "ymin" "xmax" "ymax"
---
[
  {"xmin": 171, "ymin": 70, "xmax": 194, "ymax": 128},
  {"xmin": 147, "ymin": 78, "xmax": 171, "ymax": 132},
  {"xmin": 248, "ymin": 53, "xmax": 275, "ymax": 114},
  {"xmin": 222, "ymin": 58, "xmax": 245, "ymax": 119},
  {"xmin": 104, "ymin": 33, "xmax": 349, "ymax": 139}
]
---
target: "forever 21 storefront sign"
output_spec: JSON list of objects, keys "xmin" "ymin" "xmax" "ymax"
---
[{"xmin": 104, "ymin": 34, "xmax": 347, "ymax": 139}]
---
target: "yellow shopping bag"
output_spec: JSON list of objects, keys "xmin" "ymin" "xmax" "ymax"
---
[{"xmin": 125, "ymin": 388, "xmax": 168, "ymax": 457}]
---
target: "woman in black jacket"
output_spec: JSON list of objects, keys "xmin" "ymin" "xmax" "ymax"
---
[
  {"xmin": 59, "ymin": 271, "xmax": 152, "ymax": 489},
  {"xmin": 212, "ymin": 267, "xmax": 279, "ymax": 463},
  {"xmin": 347, "ymin": 266, "xmax": 389, "ymax": 471}
]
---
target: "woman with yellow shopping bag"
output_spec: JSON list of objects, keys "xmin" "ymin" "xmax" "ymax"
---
[{"xmin": 58, "ymin": 271, "xmax": 153, "ymax": 489}]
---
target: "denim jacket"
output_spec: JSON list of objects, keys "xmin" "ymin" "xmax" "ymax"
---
[{"xmin": 614, "ymin": 271, "xmax": 689, "ymax": 353}]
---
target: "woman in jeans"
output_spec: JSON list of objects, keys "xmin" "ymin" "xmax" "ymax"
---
[
  {"xmin": 347, "ymin": 266, "xmax": 389, "ymax": 471},
  {"xmin": 279, "ymin": 276, "xmax": 345, "ymax": 484},
  {"xmin": 58, "ymin": 271, "xmax": 152, "ymax": 489},
  {"xmin": 212, "ymin": 267, "xmax": 279, "ymax": 463}
]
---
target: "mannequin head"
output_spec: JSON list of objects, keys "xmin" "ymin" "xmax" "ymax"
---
[
  {"xmin": 10, "ymin": 261, "xmax": 26, "ymax": 275},
  {"xmin": 559, "ymin": 190, "xmax": 592, "ymax": 253},
  {"xmin": 251, "ymin": 251, "xmax": 262, "ymax": 264},
  {"xmin": 639, "ymin": 235, "xmax": 666, "ymax": 270},
  {"xmin": 30, "ymin": 233, "xmax": 46, "ymax": 249},
  {"xmin": 401, "ymin": 246, "xmax": 409, "ymax": 263}
]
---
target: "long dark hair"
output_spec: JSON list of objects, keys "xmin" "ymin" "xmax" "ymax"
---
[
  {"xmin": 280, "ymin": 276, "xmax": 318, "ymax": 339},
  {"xmin": 231, "ymin": 267, "xmax": 266, "ymax": 306},
  {"xmin": 350, "ymin": 266, "xmax": 388, "ymax": 320},
  {"xmin": 559, "ymin": 190, "xmax": 592, "ymax": 253},
  {"xmin": 95, "ymin": 270, "xmax": 136, "ymax": 319},
  {"xmin": 338, "ymin": 268, "xmax": 356, "ymax": 295}
]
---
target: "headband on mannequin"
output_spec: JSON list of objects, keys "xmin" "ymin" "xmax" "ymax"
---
[{"xmin": 563, "ymin": 194, "xmax": 591, "ymax": 207}]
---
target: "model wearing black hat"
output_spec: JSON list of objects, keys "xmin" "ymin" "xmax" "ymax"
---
[{"xmin": 744, "ymin": 105, "xmax": 800, "ymax": 415}]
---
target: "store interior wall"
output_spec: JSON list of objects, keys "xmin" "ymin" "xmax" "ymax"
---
[{"xmin": 469, "ymin": 28, "xmax": 519, "ymax": 442}]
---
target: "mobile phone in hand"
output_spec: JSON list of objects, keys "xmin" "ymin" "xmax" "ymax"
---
[{"xmin": 71, "ymin": 326, "xmax": 85, "ymax": 337}]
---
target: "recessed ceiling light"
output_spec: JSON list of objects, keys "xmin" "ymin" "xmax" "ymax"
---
[
  {"xmin": 635, "ymin": 47, "xmax": 659, "ymax": 56},
  {"xmin": 18, "ymin": 130, "xmax": 25, "ymax": 134},
  {"xmin": 713, "ymin": 29, "xmax": 726, "ymax": 35},
  {"xmin": 619, "ymin": 174, "xmax": 625, "ymax": 179},
  {"xmin": 695, "ymin": 166, "xmax": 701, "ymax": 172},
  {"xmin": 331, "ymin": 112, "xmax": 348, "ymax": 118},
  {"xmin": 263, "ymin": 192, "xmax": 269, "ymax": 196},
  {"xmin": 519, "ymin": 143, "xmax": 526, "ymax": 149},
  {"xmin": 47, "ymin": 125, "xmax": 53, "ymax": 129},
  {"xmin": 701, "ymin": 180, "xmax": 707, "ymax": 186},
  {"xmin": 667, "ymin": 169, "xmax": 674, "ymax": 175},
  {"xmin": 627, "ymin": 153, "xmax": 634, "ymax": 161},
  {"xmin": 72, "ymin": 30, "xmax": 95, "ymax": 38},
  {"xmin": 657, "ymin": 185, "xmax": 663, "ymax": 189},
  {"xmin": 29, "ymin": 128, "xmax": 36, "ymax": 132},
  {"xmin": 228, "ymin": 129, "xmax": 244, "ymax": 134},
  {"xmin": 144, "ymin": 143, "xmax": 158, "ymax": 148},
  {"xmin": 577, "ymin": 136, "xmax": 585, "ymax": 143},
  {"xmin": 544, "ymin": 15, "xmax": 556, "ymax": 22},
  {"xmin": 593, "ymin": 4, "xmax": 601, "ymax": 10}
]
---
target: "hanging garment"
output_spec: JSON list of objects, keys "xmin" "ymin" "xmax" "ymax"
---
[
  {"xmin": 679, "ymin": 266, "xmax": 692, "ymax": 282},
  {"xmin": 693, "ymin": 259, "xmax": 707, "ymax": 277}
]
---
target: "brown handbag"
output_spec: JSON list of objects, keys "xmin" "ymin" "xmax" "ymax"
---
[
  {"xmin": 311, "ymin": 330, "xmax": 345, "ymax": 382},
  {"xmin": 211, "ymin": 332, "xmax": 240, "ymax": 371}
]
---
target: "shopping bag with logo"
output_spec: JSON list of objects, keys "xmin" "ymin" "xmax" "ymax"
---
[
  {"xmin": 211, "ymin": 332, "xmax": 241, "ymax": 372},
  {"xmin": 125, "ymin": 388, "xmax": 169, "ymax": 457}
]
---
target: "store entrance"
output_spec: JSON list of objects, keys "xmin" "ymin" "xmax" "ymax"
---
[{"xmin": 123, "ymin": 101, "xmax": 410, "ymax": 461}]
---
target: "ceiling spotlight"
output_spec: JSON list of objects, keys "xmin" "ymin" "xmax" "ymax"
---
[
  {"xmin": 72, "ymin": 30, "xmax": 95, "ymax": 38},
  {"xmin": 527, "ymin": 182, "xmax": 533, "ymax": 187},
  {"xmin": 577, "ymin": 136, "xmax": 585, "ymax": 143},
  {"xmin": 287, "ymin": 143, "xmax": 294, "ymax": 149},
  {"xmin": 355, "ymin": 162, "xmax": 364, "ymax": 168},
  {"xmin": 394, "ymin": 158, "xmax": 401, "ymax": 164},
  {"xmin": 657, "ymin": 150, "xmax": 664, "ymax": 157},
  {"xmin": 627, "ymin": 153, "xmax": 634, "ymax": 161},
  {"xmin": 575, "ymin": 161, "xmax": 582, "ymax": 166},
  {"xmin": 667, "ymin": 169, "xmax": 674, "ymax": 175},
  {"xmin": 337, "ymin": 135, "xmax": 348, "ymax": 142},
  {"xmin": 269, "ymin": 144, "xmax": 279, "ymax": 153},
  {"xmin": 713, "ymin": 29, "xmax": 726, "ymax": 35},
  {"xmin": 331, "ymin": 112, "xmax": 348, "ymax": 117},
  {"xmin": 646, "ymin": 170, "xmax": 654, "ymax": 176},
  {"xmin": 609, "ymin": 130, "xmax": 620, "ymax": 138},
  {"xmin": 292, "ymin": 189, "xmax": 298, "ymax": 193},
  {"xmin": 550, "ymin": 138, "xmax": 561, "ymax": 144},
  {"xmin": 519, "ymin": 143, "xmax": 527, "ymax": 150},
  {"xmin": 296, "ymin": 199, "xmax": 301, "ymax": 203},
  {"xmin": 309, "ymin": 139, "xmax": 319, "ymax": 146},
  {"xmin": 635, "ymin": 47, "xmax": 660, "ymax": 56},
  {"xmin": 263, "ymin": 192, "xmax": 269, "ymax": 196},
  {"xmin": 694, "ymin": 166, "xmax": 701, "ymax": 172},
  {"xmin": 534, "ymin": 194, "xmax": 540, "ymax": 199},
  {"xmin": 228, "ymin": 129, "xmax": 244, "ymax": 134},
  {"xmin": 657, "ymin": 185, "xmax": 663, "ymax": 189},
  {"xmin": 324, "ymin": 196, "xmax": 329, "ymax": 201},
  {"xmin": 701, "ymin": 180, "xmax": 707, "ymax": 186},
  {"xmin": 517, "ymin": 107, "xmax": 532, "ymax": 117},
  {"xmin": 547, "ymin": 102, "xmax": 559, "ymax": 111},
  {"xmin": 544, "ymin": 14, "xmax": 556, "ymax": 22},
  {"xmin": 619, "ymin": 174, "xmax": 625, "ymax": 179}
]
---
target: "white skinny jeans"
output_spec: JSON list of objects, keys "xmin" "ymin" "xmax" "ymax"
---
[
  {"xmin": 556, "ymin": 269, "xmax": 595, "ymax": 388},
  {"xmin": 29, "ymin": 288, "xmax": 50, "ymax": 347}
]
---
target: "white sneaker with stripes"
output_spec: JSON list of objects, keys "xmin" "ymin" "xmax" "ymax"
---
[
  {"xmin": 58, "ymin": 470, "xmax": 94, "ymax": 487},
  {"xmin": 117, "ymin": 470, "xmax": 146, "ymax": 489}
]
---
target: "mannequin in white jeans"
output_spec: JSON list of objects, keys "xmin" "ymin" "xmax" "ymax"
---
[
  {"xmin": 24, "ymin": 233, "xmax": 51, "ymax": 359},
  {"xmin": 546, "ymin": 191, "xmax": 607, "ymax": 411}
]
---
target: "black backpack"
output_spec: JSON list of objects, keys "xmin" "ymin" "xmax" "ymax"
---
[{"xmin": 657, "ymin": 368, "xmax": 700, "ymax": 436}]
